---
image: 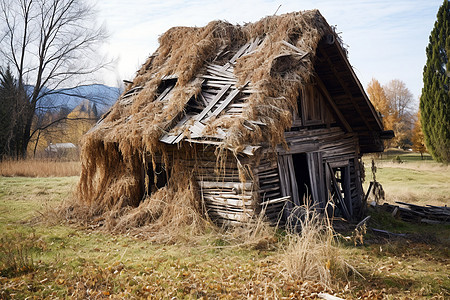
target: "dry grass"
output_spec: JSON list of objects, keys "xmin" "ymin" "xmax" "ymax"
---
[
  {"xmin": 280, "ymin": 205, "xmax": 349, "ymax": 288},
  {"xmin": 0, "ymin": 159, "xmax": 80, "ymax": 177},
  {"xmin": 377, "ymin": 160, "xmax": 449, "ymax": 172},
  {"xmin": 363, "ymin": 158, "xmax": 450, "ymax": 206}
]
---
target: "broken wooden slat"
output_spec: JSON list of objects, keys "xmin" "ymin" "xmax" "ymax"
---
[
  {"xmin": 328, "ymin": 163, "xmax": 351, "ymax": 220},
  {"xmin": 189, "ymin": 121, "xmax": 206, "ymax": 137},
  {"xmin": 229, "ymin": 42, "xmax": 252, "ymax": 64},
  {"xmin": 260, "ymin": 196, "xmax": 290, "ymax": 206},
  {"xmin": 281, "ymin": 40, "xmax": 307, "ymax": 56},
  {"xmin": 211, "ymin": 88, "xmax": 241, "ymax": 117},
  {"xmin": 200, "ymin": 181, "xmax": 253, "ymax": 191},
  {"xmin": 206, "ymin": 64, "xmax": 235, "ymax": 79},
  {"xmin": 196, "ymin": 84, "xmax": 231, "ymax": 121},
  {"xmin": 201, "ymin": 74, "xmax": 237, "ymax": 82},
  {"xmin": 155, "ymin": 85, "xmax": 174, "ymax": 102},
  {"xmin": 159, "ymin": 114, "xmax": 192, "ymax": 144}
]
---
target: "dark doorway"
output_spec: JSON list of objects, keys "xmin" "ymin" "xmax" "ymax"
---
[{"xmin": 292, "ymin": 153, "xmax": 312, "ymax": 205}]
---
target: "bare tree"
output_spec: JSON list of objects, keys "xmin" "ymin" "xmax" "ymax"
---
[
  {"xmin": 383, "ymin": 79, "xmax": 415, "ymax": 148},
  {"xmin": 0, "ymin": 0, "xmax": 108, "ymax": 158},
  {"xmin": 383, "ymin": 79, "xmax": 414, "ymax": 122}
]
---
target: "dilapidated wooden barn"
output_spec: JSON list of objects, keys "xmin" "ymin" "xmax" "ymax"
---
[{"xmin": 78, "ymin": 10, "xmax": 392, "ymax": 228}]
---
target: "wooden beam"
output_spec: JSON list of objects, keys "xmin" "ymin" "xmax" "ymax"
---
[
  {"xmin": 318, "ymin": 47, "xmax": 374, "ymax": 132},
  {"xmin": 331, "ymin": 42, "xmax": 384, "ymax": 130},
  {"xmin": 327, "ymin": 163, "xmax": 351, "ymax": 220},
  {"xmin": 211, "ymin": 88, "xmax": 241, "ymax": 117},
  {"xmin": 316, "ymin": 77, "xmax": 353, "ymax": 133}
]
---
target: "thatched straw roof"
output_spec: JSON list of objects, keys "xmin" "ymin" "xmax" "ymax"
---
[{"xmin": 85, "ymin": 10, "xmax": 344, "ymax": 157}]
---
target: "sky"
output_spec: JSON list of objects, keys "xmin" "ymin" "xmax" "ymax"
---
[{"xmin": 94, "ymin": 0, "xmax": 443, "ymax": 106}]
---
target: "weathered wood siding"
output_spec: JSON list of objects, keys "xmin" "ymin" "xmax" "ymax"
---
[{"xmin": 253, "ymin": 126, "xmax": 365, "ymax": 223}]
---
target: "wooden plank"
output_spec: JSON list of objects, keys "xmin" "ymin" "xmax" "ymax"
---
[
  {"xmin": 211, "ymin": 88, "xmax": 241, "ymax": 117},
  {"xmin": 203, "ymin": 82, "xmax": 233, "ymax": 89},
  {"xmin": 259, "ymin": 177, "xmax": 280, "ymax": 185},
  {"xmin": 203, "ymin": 196, "xmax": 253, "ymax": 207},
  {"xmin": 307, "ymin": 153, "xmax": 319, "ymax": 206},
  {"xmin": 328, "ymin": 163, "xmax": 351, "ymax": 220},
  {"xmin": 317, "ymin": 152, "xmax": 326, "ymax": 210},
  {"xmin": 276, "ymin": 143, "xmax": 319, "ymax": 155},
  {"xmin": 343, "ymin": 165, "xmax": 353, "ymax": 218},
  {"xmin": 206, "ymin": 64, "xmax": 235, "ymax": 78},
  {"xmin": 204, "ymin": 80, "xmax": 237, "ymax": 86},
  {"xmin": 247, "ymin": 36, "xmax": 262, "ymax": 52},
  {"xmin": 203, "ymin": 193, "xmax": 253, "ymax": 201},
  {"xmin": 316, "ymin": 77, "xmax": 353, "ymax": 133},
  {"xmin": 196, "ymin": 84, "xmax": 231, "ymax": 121},
  {"xmin": 281, "ymin": 40, "xmax": 307, "ymax": 55},
  {"xmin": 198, "ymin": 92, "xmax": 209, "ymax": 106},
  {"xmin": 155, "ymin": 85, "xmax": 174, "ymax": 102},
  {"xmin": 201, "ymin": 74, "xmax": 237, "ymax": 82},
  {"xmin": 226, "ymin": 107, "xmax": 243, "ymax": 113},
  {"xmin": 286, "ymin": 155, "xmax": 300, "ymax": 206},
  {"xmin": 229, "ymin": 42, "xmax": 252, "ymax": 64},
  {"xmin": 207, "ymin": 210, "xmax": 253, "ymax": 222},
  {"xmin": 159, "ymin": 134, "xmax": 178, "ymax": 144},
  {"xmin": 189, "ymin": 120, "xmax": 206, "ymax": 137},
  {"xmin": 159, "ymin": 114, "xmax": 192, "ymax": 144},
  {"xmin": 200, "ymin": 181, "xmax": 253, "ymax": 191}
]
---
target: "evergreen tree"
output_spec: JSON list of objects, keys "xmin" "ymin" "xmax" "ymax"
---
[
  {"xmin": 0, "ymin": 66, "xmax": 27, "ymax": 159},
  {"xmin": 420, "ymin": 0, "xmax": 450, "ymax": 163},
  {"xmin": 0, "ymin": 67, "xmax": 14, "ymax": 159}
]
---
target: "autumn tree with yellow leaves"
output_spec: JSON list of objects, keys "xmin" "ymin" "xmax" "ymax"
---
[
  {"xmin": 367, "ymin": 79, "xmax": 415, "ymax": 149},
  {"xmin": 367, "ymin": 79, "xmax": 398, "ymax": 147},
  {"xmin": 412, "ymin": 111, "xmax": 427, "ymax": 159}
]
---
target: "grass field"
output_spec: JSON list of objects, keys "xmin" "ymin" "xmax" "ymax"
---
[
  {"xmin": 363, "ymin": 151, "xmax": 449, "ymax": 206},
  {"xmin": 0, "ymin": 156, "xmax": 449, "ymax": 299}
]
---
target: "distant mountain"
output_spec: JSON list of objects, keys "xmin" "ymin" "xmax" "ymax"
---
[{"xmin": 33, "ymin": 84, "xmax": 121, "ymax": 115}]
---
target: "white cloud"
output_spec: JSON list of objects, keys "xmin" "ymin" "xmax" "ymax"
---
[{"xmin": 94, "ymin": 0, "xmax": 442, "ymax": 102}]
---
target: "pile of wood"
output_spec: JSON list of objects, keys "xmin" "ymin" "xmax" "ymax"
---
[{"xmin": 381, "ymin": 201, "xmax": 450, "ymax": 224}]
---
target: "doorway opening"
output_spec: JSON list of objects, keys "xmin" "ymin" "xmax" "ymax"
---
[{"xmin": 292, "ymin": 153, "xmax": 312, "ymax": 206}]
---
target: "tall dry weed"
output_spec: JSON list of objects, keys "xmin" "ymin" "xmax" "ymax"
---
[
  {"xmin": 280, "ymin": 204, "xmax": 346, "ymax": 287},
  {"xmin": 0, "ymin": 232, "xmax": 39, "ymax": 277},
  {"xmin": 0, "ymin": 159, "xmax": 80, "ymax": 177}
]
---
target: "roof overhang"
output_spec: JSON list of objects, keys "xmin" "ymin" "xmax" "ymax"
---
[{"xmin": 314, "ymin": 34, "xmax": 386, "ymax": 153}]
